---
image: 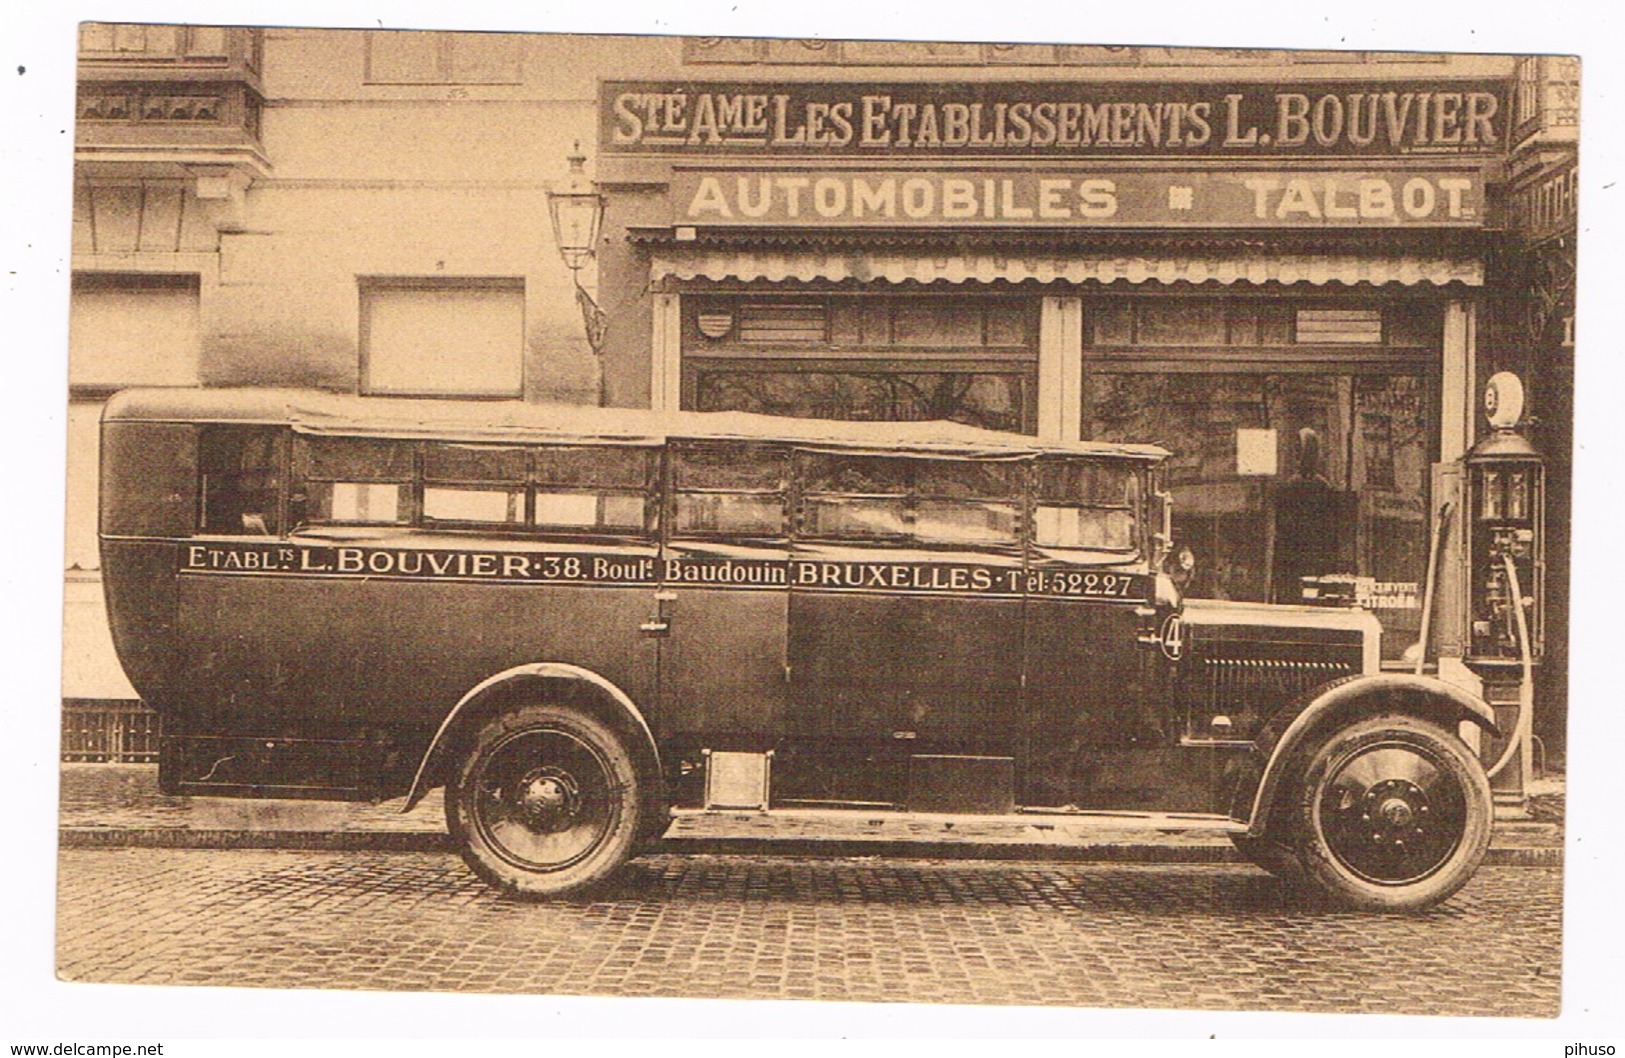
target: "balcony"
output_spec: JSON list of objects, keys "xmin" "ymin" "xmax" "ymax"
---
[{"xmin": 76, "ymin": 23, "xmax": 270, "ymax": 182}]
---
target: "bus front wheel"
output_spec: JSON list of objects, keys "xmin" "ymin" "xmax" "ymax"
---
[
  {"xmin": 448, "ymin": 703, "xmax": 642, "ymax": 898},
  {"xmin": 1294, "ymin": 714, "xmax": 1492, "ymax": 911}
]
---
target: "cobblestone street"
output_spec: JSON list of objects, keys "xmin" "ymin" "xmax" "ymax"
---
[{"xmin": 56, "ymin": 848, "xmax": 1562, "ymax": 1016}]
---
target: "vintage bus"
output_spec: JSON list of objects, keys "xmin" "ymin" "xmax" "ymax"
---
[{"xmin": 99, "ymin": 388, "xmax": 1497, "ymax": 909}]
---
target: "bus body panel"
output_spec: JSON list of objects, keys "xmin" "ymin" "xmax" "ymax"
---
[
  {"xmin": 1021, "ymin": 593, "xmax": 1194, "ymax": 809},
  {"xmin": 658, "ymin": 580, "xmax": 789, "ymax": 739},
  {"xmin": 173, "ymin": 549, "xmax": 657, "ymax": 725},
  {"xmin": 99, "ymin": 540, "xmax": 184, "ymax": 703},
  {"xmin": 787, "ymin": 590, "xmax": 1023, "ymax": 748}
]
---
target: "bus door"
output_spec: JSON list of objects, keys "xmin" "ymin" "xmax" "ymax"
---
[
  {"xmin": 1019, "ymin": 457, "xmax": 1171, "ymax": 810},
  {"xmin": 657, "ymin": 440, "xmax": 792, "ymax": 741},
  {"xmin": 786, "ymin": 451, "xmax": 1026, "ymax": 790}
]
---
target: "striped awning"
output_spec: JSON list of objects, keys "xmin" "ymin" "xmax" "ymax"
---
[{"xmin": 650, "ymin": 250, "xmax": 1483, "ymax": 287}]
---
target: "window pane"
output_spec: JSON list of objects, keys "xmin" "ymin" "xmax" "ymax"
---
[
  {"xmin": 691, "ymin": 370, "xmax": 1030, "ymax": 434},
  {"xmin": 914, "ymin": 460, "xmax": 1019, "ymax": 499},
  {"xmin": 1088, "ymin": 303, "xmax": 1134, "ymax": 346},
  {"xmin": 533, "ymin": 446, "xmax": 647, "ymax": 488},
  {"xmin": 674, "ymin": 494, "xmax": 784, "ymax": 535},
  {"xmin": 200, "ymin": 427, "xmax": 282, "ymax": 535},
  {"xmin": 673, "ymin": 443, "xmax": 786, "ymax": 491},
  {"xmin": 985, "ymin": 303, "xmax": 1029, "ymax": 347},
  {"xmin": 534, "ymin": 492, "xmax": 601, "ymax": 528},
  {"xmin": 362, "ymin": 282, "xmax": 523, "ymax": 397},
  {"xmin": 1137, "ymin": 301, "xmax": 1228, "ymax": 345},
  {"xmin": 423, "ymin": 487, "xmax": 521, "ymax": 523},
  {"xmin": 1035, "ymin": 507, "xmax": 1137, "ymax": 550},
  {"xmin": 297, "ymin": 436, "xmax": 414, "ymax": 481},
  {"xmin": 70, "ymin": 273, "xmax": 200, "ymax": 387},
  {"xmin": 1296, "ymin": 308, "xmax": 1383, "ymax": 344},
  {"xmin": 1034, "ymin": 460, "xmax": 1136, "ymax": 506},
  {"xmin": 802, "ymin": 497, "xmax": 910, "ymax": 540},
  {"xmin": 738, "ymin": 301, "xmax": 825, "ymax": 343},
  {"xmin": 893, "ymin": 301, "xmax": 982, "ymax": 347},
  {"xmin": 600, "ymin": 494, "xmax": 647, "ymax": 530},
  {"xmin": 423, "ymin": 444, "xmax": 528, "ymax": 483},
  {"xmin": 1387, "ymin": 303, "xmax": 1436, "ymax": 346},
  {"xmin": 915, "ymin": 500, "xmax": 1020, "ymax": 546},
  {"xmin": 313, "ymin": 483, "xmax": 405, "ymax": 524},
  {"xmin": 799, "ymin": 454, "xmax": 909, "ymax": 495}
]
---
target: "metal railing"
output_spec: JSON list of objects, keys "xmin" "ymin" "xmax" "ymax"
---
[{"xmin": 61, "ymin": 700, "xmax": 160, "ymax": 763}]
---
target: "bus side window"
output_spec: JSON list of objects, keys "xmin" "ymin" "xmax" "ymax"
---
[
  {"xmin": 912, "ymin": 459, "xmax": 1021, "ymax": 547},
  {"xmin": 798, "ymin": 454, "xmax": 1020, "ymax": 548},
  {"xmin": 670, "ymin": 442, "xmax": 788, "ymax": 537},
  {"xmin": 1032, "ymin": 459, "xmax": 1140, "ymax": 553},
  {"xmin": 532, "ymin": 445, "xmax": 654, "ymax": 534},
  {"xmin": 199, "ymin": 426, "xmax": 285, "ymax": 535},
  {"xmin": 293, "ymin": 436, "xmax": 413, "ymax": 526},
  {"xmin": 422, "ymin": 443, "xmax": 526, "ymax": 526}
]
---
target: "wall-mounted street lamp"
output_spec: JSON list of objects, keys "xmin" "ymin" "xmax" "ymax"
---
[{"xmin": 545, "ymin": 142, "xmax": 608, "ymax": 354}]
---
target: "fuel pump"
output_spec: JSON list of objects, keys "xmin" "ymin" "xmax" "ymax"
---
[{"xmin": 1461, "ymin": 372, "xmax": 1545, "ymax": 807}]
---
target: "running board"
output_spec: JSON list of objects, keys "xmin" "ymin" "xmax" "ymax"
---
[{"xmin": 669, "ymin": 805, "xmax": 1248, "ymax": 833}]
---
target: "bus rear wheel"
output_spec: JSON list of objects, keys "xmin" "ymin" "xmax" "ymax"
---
[
  {"xmin": 1294, "ymin": 714, "xmax": 1491, "ymax": 911},
  {"xmin": 448, "ymin": 704, "xmax": 641, "ymax": 898}
]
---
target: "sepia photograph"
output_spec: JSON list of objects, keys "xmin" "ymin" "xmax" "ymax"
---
[{"xmin": 9, "ymin": 1, "xmax": 1616, "ymax": 1044}]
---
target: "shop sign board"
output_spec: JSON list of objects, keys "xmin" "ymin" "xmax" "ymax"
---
[
  {"xmin": 604, "ymin": 80, "xmax": 1508, "ymax": 158},
  {"xmin": 670, "ymin": 168, "xmax": 1486, "ymax": 228}
]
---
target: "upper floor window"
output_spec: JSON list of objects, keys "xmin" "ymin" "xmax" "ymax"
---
[
  {"xmin": 360, "ymin": 278, "xmax": 525, "ymax": 398},
  {"xmin": 364, "ymin": 30, "xmax": 522, "ymax": 85},
  {"xmin": 80, "ymin": 23, "xmax": 228, "ymax": 60}
]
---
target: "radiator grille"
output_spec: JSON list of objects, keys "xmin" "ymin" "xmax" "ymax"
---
[{"xmin": 1191, "ymin": 657, "xmax": 1356, "ymax": 723}]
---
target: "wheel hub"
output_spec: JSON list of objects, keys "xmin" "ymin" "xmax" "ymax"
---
[
  {"xmin": 1357, "ymin": 777, "xmax": 1429, "ymax": 848},
  {"xmin": 514, "ymin": 766, "xmax": 582, "ymax": 832}
]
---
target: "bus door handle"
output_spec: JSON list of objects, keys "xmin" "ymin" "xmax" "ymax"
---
[{"xmin": 641, "ymin": 589, "xmax": 678, "ymax": 638}]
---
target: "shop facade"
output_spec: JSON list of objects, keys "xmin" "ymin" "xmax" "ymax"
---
[{"xmin": 594, "ymin": 60, "xmax": 1512, "ymax": 667}]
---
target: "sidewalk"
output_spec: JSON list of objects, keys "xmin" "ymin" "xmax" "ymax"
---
[{"xmin": 57, "ymin": 764, "xmax": 1564, "ymax": 865}]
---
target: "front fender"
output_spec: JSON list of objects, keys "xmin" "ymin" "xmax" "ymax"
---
[
  {"xmin": 401, "ymin": 662, "xmax": 660, "ymax": 812},
  {"xmin": 1243, "ymin": 672, "xmax": 1497, "ymax": 835}
]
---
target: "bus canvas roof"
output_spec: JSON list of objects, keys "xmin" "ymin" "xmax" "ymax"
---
[{"xmin": 102, "ymin": 387, "xmax": 1169, "ymax": 462}]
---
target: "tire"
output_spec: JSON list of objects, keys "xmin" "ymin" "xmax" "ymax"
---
[
  {"xmin": 1294, "ymin": 714, "xmax": 1492, "ymax": 911},
  {"xmin": 447, "ymin": 703, "xmax": 642, "ymax": 898}
]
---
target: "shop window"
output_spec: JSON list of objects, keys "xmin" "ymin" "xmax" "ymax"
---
[
  {"xmin": 686, "ymin": 295, "xmax": 1038, "ymax": 433},
  {"xmin": 671, "ymin": 442, "xmax": 788, "ymax": 537},
  {"xmin": 364, "ymin": 30, "xmax": 523, "ymax": 85},
  {"xmin": 691, "ymin": 369, "xmax": 1032, "ymax": 434},
  {"xmin": 797, "ymin": 453, "xmax": 1020, "ymax": 549},
  {"xmin": 1087, "ymin": 299, "xmax": 1414, "ymax": 350},
  {"xmin": 200, "ymin": 427, "xmax": 285, "ymax": 536},
  {"xmin": 360, "ymin": 278, "xmax": 524, "ymax": 398}
]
